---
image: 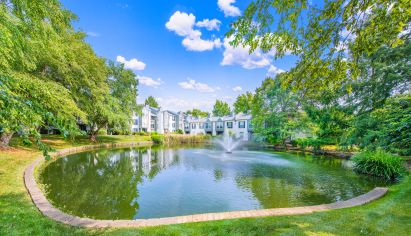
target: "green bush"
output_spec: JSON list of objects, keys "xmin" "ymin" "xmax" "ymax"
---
[
  {"xmin": 97, "ymin": 129, "xmax": 107, "ymax": 135},
  {"xmin": 132, "ymin": 131, "xmax": 148, "ymax": 136},
  {"xmin": 295, "ymin": 137, "xmax": 327, "ymax": 151},
  {"xmin": 151, "ymin": 134, "xmax": 164, "ymax": 144},
  {"xmin": 352, "ymin": 149, "xmax": 407, "ymax": 180},
  {"xmin": 175, "ymin": 129, "xmax": 184, "ymax": 134}
]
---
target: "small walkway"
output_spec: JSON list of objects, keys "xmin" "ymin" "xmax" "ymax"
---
[{"xmin": 24, "ymin": 143, "xmax": 388, "ymax": 228}]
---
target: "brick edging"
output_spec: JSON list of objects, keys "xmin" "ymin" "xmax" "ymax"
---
[{"xmin": 24, "ymin": 142, "xmax": 388, "ymax": 228}]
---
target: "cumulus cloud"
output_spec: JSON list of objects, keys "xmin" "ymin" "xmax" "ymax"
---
[
  {"xmin": 183, "ymin": 37, "xmax": 222, "ymax": 51},
  {"xmin": 221, "ymin": 37, "xmax": 271, "ymax": 69},
  {"xmin": 196, "ymin": 19, "xmax": 221, "ymax": 31},
  {"xmin": 267, "ymin": 65, "xmax": 285, "ymax": 76},
  {"xmin": 116, "ymin": 56, "xmax": 146, "ymax": 71},
  {"xmin": 157, "ymin": 96, "xmax": 215, "ymax": 111},
  {"xmin": 165, "ymin": 11, "xmax": 197, "ymax": 37},
  {"xmin": 218, "ymin": 0, "xmax": 241, "ymax": 17},
  {"xmin": 178, "ymin": 79, "xmax": 218, "ymax": 93},
  {"xmin": 137, "ymin": 76, "xmax": 163, "ymax": 87},
  {"xmin": 165, "ymin": 11, "xmax": 222, "ymax": 52},
  {"xmin": 232, "ymin": 86, "xmax": 243, "ymax": 92}
]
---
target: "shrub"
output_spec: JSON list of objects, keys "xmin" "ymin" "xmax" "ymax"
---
[
  {"xmin": 295, "ymin": 137, "xmax": 327, "ymax": 151},
  {"xmin": 352, "ymin": 149, "xmax": 407, "ymax": 180},
  {"xmin": 175, "ymin": 129, "xmax": 184, "ymax": 134},
  {"xmin": 151, "ymin": 134, "xmax": 164, "ymax": 144},
  {"xmin": 132, "ymin": 131, "xmax": 148, "ymax": 136},
  {"xmin": 97, "ymin": 129, "xmax": 107, "ymax": 135}
]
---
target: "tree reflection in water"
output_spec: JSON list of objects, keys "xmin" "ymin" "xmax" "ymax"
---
[
  {"xmin": 40, "ymin": 147, "xmax": 386, "ymax": 219},
  {"xmin": 40, "ymin": 147, "xmax": 179, "ymax": 219}
]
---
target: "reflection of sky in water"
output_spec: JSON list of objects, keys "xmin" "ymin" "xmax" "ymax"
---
[
  {"xmin": 40, "ymin": 146, "xmax": 387, "ymax": 220},
  {"xmin": 191, "ymin": 149, "xmax": 295, "ymax": 167}
]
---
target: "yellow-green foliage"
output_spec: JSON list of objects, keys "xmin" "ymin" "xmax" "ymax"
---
[{"xmin": 163, "ymin": 134, "xmax": 211, "ymax": 144}]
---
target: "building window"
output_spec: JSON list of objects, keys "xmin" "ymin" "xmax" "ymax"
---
[
  {"xmin": 134, "ymin": 119, "xmax": 139, "ymax": 125},
  {"xmin": 185, "ymin": 123, "xmax": 189, "ymax": 129},
  {"xmin": 151, "ymin": 124, "xmax": 155, "ymax": 129},
  {"xmin": 227, "ymin": 122, "xmax": 233, "ymax": 128},
  {"xmin": 216, "ymin": 122, "xmax": 224, "ymax": 129},
  {"xmin": 192, "ymin": 123, "xmax": 196, "ymax": 129},
  {"xmin": 172, "ymin": 116, "xmax": 176, "ymax": 121},
  {"xmin": 205, "ymin": 122, "xmax": 211, "ymax": 129},
  {"xmin": 172, "ymin": 123, "xmax": 175, "ymax": 128},
  {"xmin": 199, "ymin": 123, "xmax": 204, "ymax": 129},
  {"xmin": 239, "ymin": 121, "xmax": 245, "ymax": 128},
  {"xmin": 248, "ymin": 122, "xmax": 253, "ymax": 129}
]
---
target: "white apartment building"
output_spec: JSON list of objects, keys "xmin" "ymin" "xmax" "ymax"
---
[
  {"xmin": 184, "ymin": 113, "xmax": 253, "ymax": 141},
  {"xmin": 131, "ymin": 105, "xmax": 253, "ymax": 140},
  {"xmin": 162, "ymin": 110, "xmax": 178, "ymax": 133},
  {"xmin": 131, "ymin": 105, "xmax": 164, "ymax": 133}
]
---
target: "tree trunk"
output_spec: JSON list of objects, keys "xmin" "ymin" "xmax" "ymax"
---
[
  {"xmin": 89, "ymin": 132, "xmax": 97, "ymax": 142},
  {"xmin": 89, "ymin": 127, "xmax": 100, "ymax": 142},
  {"xmin": 0, "ymin": 132, "xmax": 14, "ymax": 148}
]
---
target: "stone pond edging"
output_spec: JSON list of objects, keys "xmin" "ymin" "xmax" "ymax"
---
[{"xmin": 24, "ymin": 142, "xmax": 388, "ymax": 228}]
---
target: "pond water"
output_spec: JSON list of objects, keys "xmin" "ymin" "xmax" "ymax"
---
[{"xmin": 39, "ymin": 145, "xmax": 386, "ymax": 220}]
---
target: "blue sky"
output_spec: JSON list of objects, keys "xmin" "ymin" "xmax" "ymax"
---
[{"xmin": 61, "ymin": 0, "xmax": 297, "ymax": 111}]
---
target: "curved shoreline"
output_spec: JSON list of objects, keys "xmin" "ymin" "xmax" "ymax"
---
[{"xmin": 24, "ymin": 143, "xmax": 388, "ymax": 228}]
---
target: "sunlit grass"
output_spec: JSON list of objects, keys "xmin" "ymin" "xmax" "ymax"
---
[{"xmin": 0, "ymin": 135, "xmax": 410, "ymax": 235}]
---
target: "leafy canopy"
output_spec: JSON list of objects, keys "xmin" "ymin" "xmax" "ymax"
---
[
  {"xmin": 212, "ymin": 100, "xmax": 231, "ymax": 117},
  {"xmin": 186, "ymin": 109, "xmax": 210, "ymax": 118},
  {"xmin": 144, "ymin": 96, "xmax": 159, "ymax": 108},
  {"xmin": 228, "ymin": 0, "xmax": 411, "ymax": 91},
  {"xmin": 233, "ymin": 92, "xmax": 254, "ymax": 114}
]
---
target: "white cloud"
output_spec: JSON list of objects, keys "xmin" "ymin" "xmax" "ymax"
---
[
  {"xmin": 166, "ymin": 11, "xmax": 222, "ymax": 52},
  {"xmin": 165, "ymin": 11, "xmax": 198, "ymax": 37},
  {"xmin": 178, "ymin": 79, "xmax": 218, "ymax": 93},
  {"xmin": 218, "ymin": 0, "xmax": 241, "ymax": 17},
  {"xmin": 157, "ymin": 96, "xmax": 215, "ymax": 111},
  {"xmin": 221, "ymin": 37, "xmax": 271, "ymax": 69},
  {"xmin": 183, "ymin": 37, "xmax": 221, "ymax": 51},
  {"xmin": 232, "ymin": 86, "xmax": 243, "ymax": 92},
  {"xmin": 116, "ymin": 56, "xmax": 146, "ymax": 71},
  {"xmin": 86, "ymin": 32, "xmax": 99, "ymax": 37},
  {"xmin": 267, "ymin": 65, "xmax": 285, "ymax": 76},
  {"xmin": 138, "ymin": 76, "xmax": 163, "ymax": 87},
  {"xmin": 196, "ymin": 19, "xmax": 221, "ymax": 31}
]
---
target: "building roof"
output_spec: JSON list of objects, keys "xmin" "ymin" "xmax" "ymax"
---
[{"xmin": 186, "ymin": 113, "xmax": 251, "ymax": 123}]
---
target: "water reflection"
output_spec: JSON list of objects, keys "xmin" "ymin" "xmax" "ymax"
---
[
  {"xmin": 40, "ymin": 147, "xmax": 179, "ymax": 219},
  {"xmin": 40, "ymin": 146, "xmax": 386, "ymax": 220}
]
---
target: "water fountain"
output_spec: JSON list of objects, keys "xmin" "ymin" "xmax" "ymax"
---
[{"xmin": 216, "ymin": 132, "xmax": 242, "ymax": 153}]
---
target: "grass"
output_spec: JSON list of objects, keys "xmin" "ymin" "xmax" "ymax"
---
[{"xmin": 0, "ymin": 135, "xmax": 410, "ymax": 235}]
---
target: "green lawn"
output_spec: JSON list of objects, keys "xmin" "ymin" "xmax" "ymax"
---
[{"xmin": 0, "ymin": 135, "xmax": 410, "ymax": 235}]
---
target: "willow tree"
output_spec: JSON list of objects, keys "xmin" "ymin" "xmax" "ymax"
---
[
  {"xmin": 0, "ymin": 0, "xmax": 85, "ymax": 151},
  {"xmin": 228, "ymin": 0, "xmax": 410, "ymax": 92}
]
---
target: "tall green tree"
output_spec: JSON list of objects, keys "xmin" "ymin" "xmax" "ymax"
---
[
  {"xmin": 228, "ymin": 0, "xmax": 410, "ymax": 92},
  {"xmin": 233, "ymin": 92, "xmax": 254, "ymax": 114},
  {"xmin": 251, "ymin": 76, "xmax": 309, "ymax": 144},
  {"xmin": 0, "ymin": 0, "xmax": 87, "ymax": 151},
  {"xmin": 87, "ymin": 61, "xmax": 138, "ymax": 141},
  {"xmin": 212, "ymin": 100, "xmax": 231, "ymax": 117},
  {"xmin": 144, "ymin": 96, "xmax": 159, "ymax": 108}
]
